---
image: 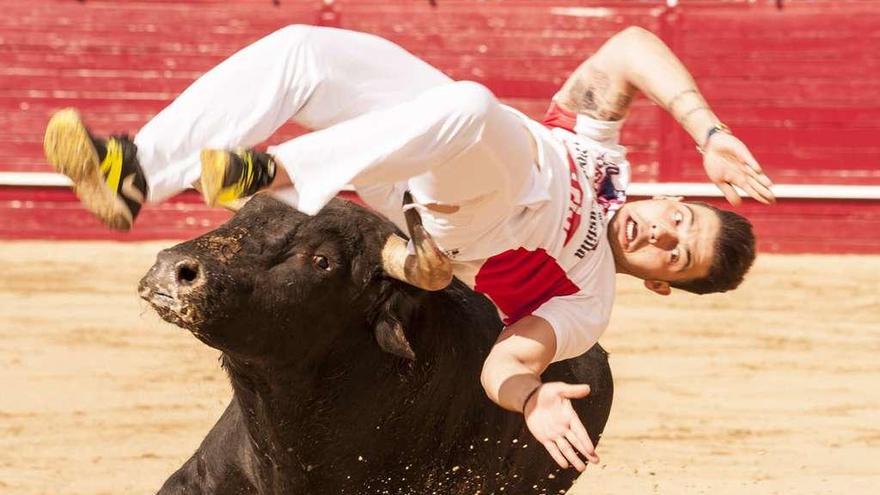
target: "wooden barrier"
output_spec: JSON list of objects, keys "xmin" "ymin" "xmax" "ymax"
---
[{"xmin": 1, "ymin": 0, "xmax": 878, "ymax": 251}]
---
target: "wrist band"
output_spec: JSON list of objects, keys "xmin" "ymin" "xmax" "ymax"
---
[
  {"xmin": 521, "ymin": 384, "xmax": 542, "ymax": 415},
  {"xmin": 696, "ymin": 122, "xmax": 731, "ymax": 154}
]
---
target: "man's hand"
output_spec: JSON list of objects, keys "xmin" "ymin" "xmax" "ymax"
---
[
  {"xmin": 523, "ymin": 382, "xmax": 599, "ymax": 471},
  {"xmin": 702, "ymin": 132, "xmax": 776, "ymax": 206}
]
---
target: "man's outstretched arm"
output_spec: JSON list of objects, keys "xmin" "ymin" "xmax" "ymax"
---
[
  {"xmin": 480, "ymin": 316, "xmax": 598, "ymax": 471},
  {"xmin": 556, "ymin": 26, "xmax": 775, "ymax": 206}
]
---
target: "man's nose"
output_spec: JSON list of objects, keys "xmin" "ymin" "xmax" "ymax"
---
[{"xmin": 650, "ymin": 223, "xmax": 678, "ymax": 250}]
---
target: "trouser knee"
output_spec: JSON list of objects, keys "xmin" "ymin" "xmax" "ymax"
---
[
  {"xmin": 266, "ymin": 24, "xmax": 314, "ymax": 50},
  {"xmin": 439, "ymin": 81, "xmax": 498, "ymax": 128}
]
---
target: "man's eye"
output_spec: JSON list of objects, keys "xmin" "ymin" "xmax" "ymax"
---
[
  {"xmin": 673, "ymin": 211, "xmax": 684, "ymax": 226},
  {"xmin": 312, "ymin": 255, "xmax": 331, "ymax": 271},
  {"xmin": 670, "ymin": 247, "xmax": 680, "ymax": 263}
]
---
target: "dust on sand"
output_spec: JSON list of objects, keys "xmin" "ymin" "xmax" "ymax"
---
[{"xmin": 1, "ymin": 242, "xmax": 878, "ymax": 494}]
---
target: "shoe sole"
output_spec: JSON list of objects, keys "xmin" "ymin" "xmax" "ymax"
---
[
  {"xmin": 199, "ymin": 149, "xmax": 229, "ymax": 207},
  {"xmin": 43, "ymin": 108, "xmax": 133, "ymax": 231}
]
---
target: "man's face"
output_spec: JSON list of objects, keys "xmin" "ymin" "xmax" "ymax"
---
[{"xmin": 606, "ymin": 198, "xmax": 720, "ymax": 294}]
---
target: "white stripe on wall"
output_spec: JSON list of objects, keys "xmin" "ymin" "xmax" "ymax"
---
[{"xmin": 1, "ymin": 172, "xmax": 879, "ymax": 200}]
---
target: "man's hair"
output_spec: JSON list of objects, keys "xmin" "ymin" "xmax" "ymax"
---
[{"xmin": 670, "ymin": 203, "xmax": 756, "ymax": 295}]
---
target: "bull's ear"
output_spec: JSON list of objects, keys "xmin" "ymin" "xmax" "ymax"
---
[
  {"xmin": 375, "ymin": 317, "xmax": 416, "ymax": 360},
  {"xmin": 373, "ymin": 291, "xmax": 417, "ymax": 360}
]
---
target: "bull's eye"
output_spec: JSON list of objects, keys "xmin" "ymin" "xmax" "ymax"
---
[{"xmin": 312, "ymin": 255, "xmax": 331, "ymax": 271}]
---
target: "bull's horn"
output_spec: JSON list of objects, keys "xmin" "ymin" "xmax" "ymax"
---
[{"xmin": 381, "ymin": 193, "xmax": 453, "ymax": 291}]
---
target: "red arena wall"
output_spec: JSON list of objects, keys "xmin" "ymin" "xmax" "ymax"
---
[{"xmin": 1, "ymin": 0, "xmax": 879, "ymax": 252}]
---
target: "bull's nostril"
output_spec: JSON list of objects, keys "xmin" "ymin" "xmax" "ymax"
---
[{"xmin": 176, "ymin": 261, "xmax": 201, "ymax": 285}]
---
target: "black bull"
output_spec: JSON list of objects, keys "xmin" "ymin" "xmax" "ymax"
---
[{"xmin": 139, "ymin": 195, "xmax": 614, "ymax": 494}]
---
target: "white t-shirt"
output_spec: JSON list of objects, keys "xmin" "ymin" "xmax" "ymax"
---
[
  {"xmin": 356, "ymin": 101, "xmax": 630, "ymax": 363},
  {"xmin": 446, "ymin": 102, "xmax": 629, "ymax": 362}
]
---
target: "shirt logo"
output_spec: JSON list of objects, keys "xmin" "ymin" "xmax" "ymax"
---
[
  {"xmin": 574, "ymin": 203, "xmax": 603, "ymax": 259},
  {"xmin": 565, "ymin": 139, "xmax": 609, "ymax": 258},
  {"xmin": 562, "ymin": 155, "xmax": 583, "ymax": 246}
]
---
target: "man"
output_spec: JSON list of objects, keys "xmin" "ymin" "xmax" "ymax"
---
[{"xmin": 44, "ymin": 25, "xmax": 774, "ymax": 471}]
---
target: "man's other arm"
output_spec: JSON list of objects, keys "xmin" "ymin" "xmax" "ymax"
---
[
  {"xmin": 555, "ymin": 26, "xmax": 774, "ymax": 205},
  {"xmin": 557, "ymin": 26, "xmax": 717, "ymax": 140}
]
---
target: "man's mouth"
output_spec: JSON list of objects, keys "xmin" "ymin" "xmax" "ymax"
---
[
  {"xmin": 626, "ymin": 218, "xmax": 638, "ymax": 243},
  {"xmin": 622, "ymin": 215, "xmax": 639, "ymax": 251}
]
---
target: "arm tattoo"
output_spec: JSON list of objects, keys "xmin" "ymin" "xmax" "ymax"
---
[
  {"xmin": 679, "ymin": 105, "xmax": 711, "ymax": 123},
  {"xmin": 563, "ymin": 67, "xmax": 633, "ymax": 121},
  {"xmin": 615, "ymin": 93, "xmax": 633, "ymax": 113},
  {"xmin": 666, "ymin": 88, "xmax": 700, "ymax": 112},
  {"xmin": 579, "ymin": 71, "xmax": 610, "ymax": 114}
]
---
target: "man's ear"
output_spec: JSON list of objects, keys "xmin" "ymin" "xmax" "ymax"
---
[
  {"xmin": 651, "ymin": 195, "xmax": 684, "ymax": 202},
  {"xmin": 644, "ymin": 280, "xmax": 672, "ymax": 296},
  {"xmin": 373, "ymin": 290, "xmax": 417, "ymax": 360}
]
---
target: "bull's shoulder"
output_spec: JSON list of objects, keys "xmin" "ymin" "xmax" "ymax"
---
[{"xmin": 157, "ymin": 401, "xmax": 256, "ymax": 495}]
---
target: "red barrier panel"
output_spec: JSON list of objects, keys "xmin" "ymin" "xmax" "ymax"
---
[{"xmin": 1, "ymin": 0, "xmax": 878, "ymax": 251}]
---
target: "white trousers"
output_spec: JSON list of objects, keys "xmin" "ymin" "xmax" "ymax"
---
[{"xmin": 134, "ymin": 26, "xmax": 537, "ymax": 247}]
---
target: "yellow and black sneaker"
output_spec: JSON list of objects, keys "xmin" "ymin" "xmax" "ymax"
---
[
  {"xmin": 199, "ymin": 148, "xmax": 276, "ymax": 208},
  {"xmin": 44, "ymin": 108, "xmax": 148, "ymax": 231}
]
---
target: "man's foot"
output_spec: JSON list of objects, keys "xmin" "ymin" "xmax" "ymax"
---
[
  {"xmin": 43, "ymin": 108, "xmax": 148, "ymax": 231},
  {"xmin": 199, "ymin": 148, "xmax": 276, "ymax": 207}
]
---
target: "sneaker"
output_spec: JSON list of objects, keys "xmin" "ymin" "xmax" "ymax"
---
[
  {"xmin": 43, "ymin": 108, "xmax": 148, "ymax": 231},
  {"xmin": 199, "ymin": 148, "xmax": 276, "ymax": 207}
]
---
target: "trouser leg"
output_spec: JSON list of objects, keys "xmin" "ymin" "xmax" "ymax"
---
[
  {"xmin": 134, "ymin": 25, "xmax": 450, "ymax": 202},
  {"xmin": 269, "ymin": 81, "xmax": 536, "ymax": 252}
]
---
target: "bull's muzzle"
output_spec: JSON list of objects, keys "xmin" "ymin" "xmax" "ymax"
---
[{"xmin": 138, "ymin": 249, "xmax": 206, "ymax": 324}]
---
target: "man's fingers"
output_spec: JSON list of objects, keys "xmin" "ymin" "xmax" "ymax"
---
[
  {"xmin": 742, "ymin": 150, "xmax": 763, "ymax": 174},
  {"xmin": 542, "ymin": 441, "xmax": 569, "ymax": 469},
  {"xmin": 561, "ymin": 383, "xmax": 591, "ymax": 399},
  {"xmin": 738, "ymin": 180, "xmax": 767, "ymax": 205},
  {"xmin": 555, "ymin": 438, "xmax": 586, "ymax": 472},
  {"xmin": 717, "ymin": 182, "xmax": 741, "ymax": 206},
  {"xmin": 724, "ymin": 175, "xmax": 776, "ymax": 205},
  {"xmin": 732, "ymin": 140, "xmax": 777, "ymax": 202},
  {"xmin": 567, "ymin": 415, "xmax": 598, "ymax": 463},
  {"xmin": 743, "ymin": 163, "xmax": 774, "ymax": 186},
  {"xmin": 728, "ymin": 138, "xmax": 764, "ymax": 173},
  {"xmin": 563, "ymin": 402, "xmax": 599, "ymax": 464},
  {"xmin": 740, "ymin": 176, "xmax": 774, "ymax": 205},
  {"xmin": 746, "ymin": 175, "xmax": 776, "ymax": 204},
  {"xmin": 564, "ymin": 429, "xmax": 597, "ymax": 465},
  {"xmin": 564, "ymin": 429, "xmax": 589, "ymax": 457},
  {"xmin": 750, "ymin": 170, "xmax": 776, "ymax": 193}
]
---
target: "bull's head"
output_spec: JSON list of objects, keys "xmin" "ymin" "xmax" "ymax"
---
[{"xmin": 138, "ymin": 195, "xmax": 446, "ymax": 362}]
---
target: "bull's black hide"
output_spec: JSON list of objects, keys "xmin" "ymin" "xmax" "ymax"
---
[{"xmin": 140, "ymin": 195, "xmax": 613, "ymax": 495}]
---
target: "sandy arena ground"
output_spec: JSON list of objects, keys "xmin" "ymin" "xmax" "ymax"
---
[{"xmin": 0, "ymin": 241, "xmax": 878, "ymax": 494}]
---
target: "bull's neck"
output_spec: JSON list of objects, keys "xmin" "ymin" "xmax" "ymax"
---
[
  {"xmin": 220, "ymin": 354, "xmax": 327, "ymax": 491},
  {"xmin": 220, "ymin": 348, "xmax": 398, "ymax": 487},
  {"xmin": 214, "ymin": 290, "xmax": 510, "ymax": 493},
  {"xmin": 220, "ymin": 341, "xmax": 487, "ymax": 491}
]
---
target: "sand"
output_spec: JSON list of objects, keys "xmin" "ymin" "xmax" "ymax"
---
[{"xmin": 1, "ymin": 241, "xmax": 878, "ymax": 494}]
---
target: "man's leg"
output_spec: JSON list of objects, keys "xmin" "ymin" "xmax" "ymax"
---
[
  {"xmin": 208, "ymin": 80, "xmax": 536, "ymax": 254},
  {"xmin": 45, "ymin": 25, "xmax": 450, "ymax": 229},
  {"xmin": 139, "ymin": 25, "xmax": 451, "ymax": 202}
]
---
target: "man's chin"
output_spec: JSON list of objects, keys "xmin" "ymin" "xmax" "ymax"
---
[{"xmin": 606, "ymin": 217, "xmax": 626, "ymax": 267}]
